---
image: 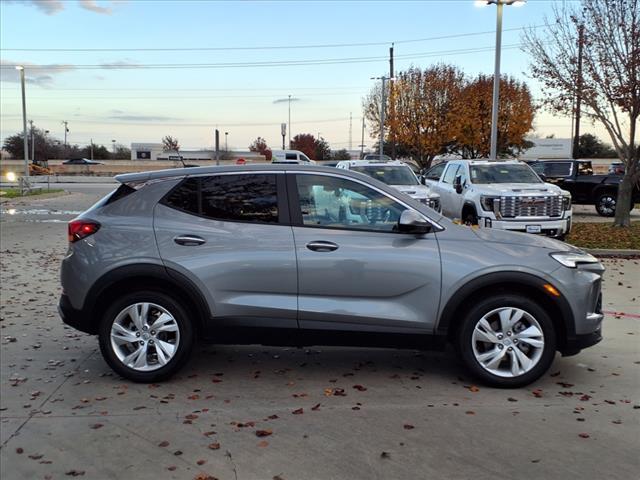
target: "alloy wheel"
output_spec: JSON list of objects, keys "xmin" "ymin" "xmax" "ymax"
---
[
  {"xmin": 471, "ymin": 307, "xmax": 545, "ymax": 378},
  {"xmin": 110, "ymin": 302, "xmax": 180, "ymax": 372}
]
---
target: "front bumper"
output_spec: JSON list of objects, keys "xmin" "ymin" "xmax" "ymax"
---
[{"xmin": 478, "ymin": 215, "xmax": 571, "ymax": 238}]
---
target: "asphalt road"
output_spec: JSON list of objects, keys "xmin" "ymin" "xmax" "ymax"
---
[{"xmin": 0, "ymin": 192, "xmax": 639, "ymax": 480}]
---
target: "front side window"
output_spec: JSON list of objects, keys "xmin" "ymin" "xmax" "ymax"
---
[
  {"xmin": 351, "ymin": 166, "xmax": 418, "ymax": 186},
  {"xmin": 163, "ymin": 174, "xmax": 279, "ymax": 223},
  {"xmin": 295, "ymin": 174, "xmax": 406, "ymax": 232},
  {"xmin": 441, "ymin": 164, "xmax": 460, "ymax": 184},
  {"xmin": 425, "ymin": 163, "xmax": 446, "ymax": 180}
]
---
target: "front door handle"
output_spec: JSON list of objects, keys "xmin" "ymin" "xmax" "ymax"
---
[
  {"xmin": 306, "ymin": 240, "xmax": 339, "ymax": 252},
  {"xmin": 174, "ymin": 235, "xmax": 206, "ymax": 246}
]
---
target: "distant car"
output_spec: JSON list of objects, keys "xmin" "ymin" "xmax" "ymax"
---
[
  {"xmin": 63, "ymin": 158, "xmax": 103, "ymax": 165},
  {"xmin": 608, "ymin": 162, "xmax": 625, "ymax": 175},
  {"xmin": 271, "ymin": 150, "xmax": 315, "ymax": 164},
  {"xmin": 318, "ymin": 161, "xmax": 339, "ymax": 167},
  {"xmin": 336, "ymin": 159, "xmax": 441, "ymax": 212},
  {"xmin": 362, "ymin": 154, "xmax": 392, "ymax": 161}
]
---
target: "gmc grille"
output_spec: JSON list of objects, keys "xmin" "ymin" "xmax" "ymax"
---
[{"xmin": 500, "ymin": 196, "xmax": 563, "ymax": 218}]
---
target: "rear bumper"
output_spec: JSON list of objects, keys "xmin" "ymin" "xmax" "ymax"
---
[{"xmin": 58, "ymin": 294, "xmax": 96, "ymax": 335}]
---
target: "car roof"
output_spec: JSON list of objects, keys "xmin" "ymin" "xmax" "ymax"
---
[
  {"xmin": 116, "ymin": 163, "xmax": 372, "ymax": 184},
  {"xmin": 338, "ymin": 160, "xmax": 410, "ymax": 167},
  {"xmin": 450, "ymin": 159, "xmax": 525, "ymax": 166}
]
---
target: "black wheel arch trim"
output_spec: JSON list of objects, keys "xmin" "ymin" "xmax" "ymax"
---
[
  {"xmin": 80, "ymin": 263, "xmax": 211, "ymax": 335},
  {"xmin": 436, "ymin": 271, "xmax": 576, "ymax": 343}
]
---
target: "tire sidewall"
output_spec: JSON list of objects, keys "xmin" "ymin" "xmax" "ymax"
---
[
  {"xmin": 98, "ymin": 290, "xmax": 194, "ymax": 382},
  {"xmin": 457, "ymin": 294, "xmax": 556, "ymax": 388}
]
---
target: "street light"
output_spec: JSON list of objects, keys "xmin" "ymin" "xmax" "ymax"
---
[
  {"xmin": 16, "ymin": 66, "xmax": 29, "ymax": 180},
  {"xmin": 476, "ymin": 0, "xmax": 526, "ymax": 160},
  {"xmin": 370, "ymin": 76, "xmax": 394, "ymax": 159},
  {"xmin": 288, "ymin": 94, "xmax": 292, "ymax": 148},
  {"xmin": 225, "ymin": 132, "xmax": 228, "ymax": 151}
]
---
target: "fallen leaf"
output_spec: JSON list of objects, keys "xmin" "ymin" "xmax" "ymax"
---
[
  {"xmin": 208, "ymin": 442, "xmax": 221, "ymax": 450},
  {"xmin": 256, "ymin": 429, "xmax": 273, "ymax": 437},
  {"xmin": 158, "ymin": 440, "xmax": 170, "ymax": 447},
  {"xmin": 65, "ymin": 471, "xmax": 85, "ymax": 477},
  {"xmin": 257, "ymin": 440, "xmax": 269, "ymax": 448},
  {"xmin": 196, "ymin": 459, "xmax": 206, "ymax": 466},
  {"xmin": 578, "ymin": 433, "xmax": 590, "ymax": 439},
  {"xmin": 380, "ymin": 451, "xmax": 391, "ymax": 459},
  {"xmin": 403, "ymin": 424, "xmax": 415, "ymax": 430},
  {"xmin": 311, "ymin": 403, "xmax": 321, "ymax": 411},
  {"xmin": 292, "ymin": 408, "xmax": 304, "ymax": 415},
  {"xmin": 90, "ymin": 423, "xmax": 103, "ymax": 429},
  {"xmin": 353, "ymin": 385, "xmax": 367, "ymax": 391}
]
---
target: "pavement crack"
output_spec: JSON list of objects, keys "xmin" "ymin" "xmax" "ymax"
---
[
  {"xmin": 225, "ymin": 449, "xmax": 239, "ymax": 480},
  {"xmin": 0, "ymin": 348, "xmax": 97, "ymax": 449}
]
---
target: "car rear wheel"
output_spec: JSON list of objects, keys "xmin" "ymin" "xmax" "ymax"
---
[
  {"xmin": 457, "ymin": 294, "xmax": 556, "ymax": 388},
  {"xmin": 98, "ymin": 291, "xmax": 194, "ymax": 382}
]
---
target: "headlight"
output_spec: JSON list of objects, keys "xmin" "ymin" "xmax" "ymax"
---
[
  {"xmin": 481, "ymin": 196, "xmax": 499, "ymax": 211},
  {"xmin": 550, "ymin": 251, "xmax": 598, "ymax": 268},
  {"xmin": 563, "ymin": 195, "xmax": 572, "ymax": 211}
]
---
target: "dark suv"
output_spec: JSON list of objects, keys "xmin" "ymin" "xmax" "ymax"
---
[{"xmin": 59, "ymin": 165, "xmax": 605, "ymax": 387}]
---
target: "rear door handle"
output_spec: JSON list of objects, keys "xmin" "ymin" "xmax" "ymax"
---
[
  {"xmin": 174, "ymin": 235, "xmax": 206, "ymax": 246},
  {"xmin": 306, "ymin": 241, "xmax": 339, "ymax": 252}
]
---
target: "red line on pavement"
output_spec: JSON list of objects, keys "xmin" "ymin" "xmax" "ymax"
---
[{"xmin": 603, "ymin": 310, "xmax": 640, "ymax": 319}]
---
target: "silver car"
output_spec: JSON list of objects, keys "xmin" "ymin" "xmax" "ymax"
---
[{"xmin": 59, "ymin": 165, "xmax": 605, "ymax": 387}]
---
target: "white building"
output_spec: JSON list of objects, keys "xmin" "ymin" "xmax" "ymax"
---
[{"xmin": 130, "ymin": 143, "xmax": 264, "ymax": 162}]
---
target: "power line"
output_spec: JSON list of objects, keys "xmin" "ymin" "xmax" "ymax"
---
[
  {"xmin": 0, "ymin": 26, "xmax": 542, "ymax": 52},
  {"xmin": 0, "ymin": 43, "xmax": 527, "ymax": 71}
]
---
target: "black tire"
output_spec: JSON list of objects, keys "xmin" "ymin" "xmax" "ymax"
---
[
  {"xmin": 457, "ymin": 294, "xmax": 556, "ymax": 388},
  {"xmin": 595, "ymin": 192, "xmax": 617, "ymax": 217},
  {"xmin": 462, "ymin": 208, "xmax": 479, "ymax": 226},
  {"xmin": 98, "ymin": 290, "xmax": 195, "ymax": 382}
]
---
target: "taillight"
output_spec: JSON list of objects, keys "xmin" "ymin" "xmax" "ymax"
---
[{"xmin": 68, "ymin": 219, "xmax": 100, "ymax": 243}]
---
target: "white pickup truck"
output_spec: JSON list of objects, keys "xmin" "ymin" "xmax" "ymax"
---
[{"xmin": 423, "ymin": 160, "xmax": 573, "ymax": 239}]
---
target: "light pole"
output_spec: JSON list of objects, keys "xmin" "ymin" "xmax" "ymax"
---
[
  {"xmin": 477, "ymin": 0, "xmax": 525, "ymax": 160},
  {"xmin": 16, "ymin": 66, "xmax": 29, "ymax": 179},
  {"xmin": 371, "ymin": 76, "xmax": 394, "ymax": 158},
  {"xmin": 288, "ymin": 94, "xmax": 292, "ymax": 148},
  {"xmin": 225, "ymin": 132, "xmax": 228, "ymax": 151},
  {"xmin": 112, "ymin": 139, "xmax": 116, "ymax": 157}
]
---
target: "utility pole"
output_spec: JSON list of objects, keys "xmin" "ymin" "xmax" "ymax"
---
[
  {"xmin": 489, "ymin": 1, "xmax": 504, "ymax": 160},
  {"xmin": 349, "ymin": 112, "xmax": 353, "ymax": 151},
  {"xmin": 360, "ymin": 117, "xmax": 365, "ymax": 158},
  {"xmin": 29, "ymin": 120, "xmax": 35, "ymax": 163},
  {"xmin": 288, "ymin": 94, "xmax": 292, "ymax": 148},
  {"xmin": 16, "ymin": 66, "xmax": 29, "ymax": 180},
  {"xmin": 389, "ymin": 43, "xmax": 395, "ymax": 159},
  {"xmin": 62, "ymin": 120, "xmax": 69, "ymax": 155},
  {"xmin": 572, "ymin": 24, "xmax": 584, "ymax": 159}
]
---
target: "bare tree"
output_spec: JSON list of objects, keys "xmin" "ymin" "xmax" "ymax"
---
[
  {"xmin": 522, "ymin": 0, "xmax": 639, "ymax": 227},
  {"xmin": 161, "ymin": 135, "xmax": 180, "ymax": 153}
]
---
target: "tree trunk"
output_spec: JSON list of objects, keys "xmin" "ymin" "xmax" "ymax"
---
[{"xmin": 613, "ymin": 172, "xmax": 634, "ymax": 227}]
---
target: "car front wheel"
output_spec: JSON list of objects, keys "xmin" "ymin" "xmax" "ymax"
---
[
  {"xmin": 457, "ymin": 294, "xmax": 556, "ymax": 388},
  {"xmin": 98, "ymin": 291, "xmax": 194, "ymax": 382}
]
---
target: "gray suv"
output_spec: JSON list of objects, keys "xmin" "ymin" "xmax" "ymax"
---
[{"xmin": 59, "ymin": 165, "xmax": 605, "ymax": 387}]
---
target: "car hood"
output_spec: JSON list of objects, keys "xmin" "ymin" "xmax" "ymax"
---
[
  {"xmin": 471, "ymin": 227, "xmax": 580, "ymax": 252},
  {"xmin": 470, "ymin": 183, "xmax": 565, "ymax": 195},
  {"xmin": 391, "ymin": 184, "xmax": 439, "ymax": 199}
]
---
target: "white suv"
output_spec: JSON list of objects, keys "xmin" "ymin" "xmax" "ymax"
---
[
  {"xmin": 424, "ymin": 160, "xmax": 572, "ymax": 239},
  {"xmin": 337, "ymin": 160, "xmax": 441, "ymax": 212}
]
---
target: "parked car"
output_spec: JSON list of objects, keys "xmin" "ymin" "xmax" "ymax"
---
[
  {"xmin": 63, "ymin": 158, "xmax": 103, "ymax": 165},
  {"xmin": 272, "ymin": 150, "xmax": 315, "ymax": 164},
  {"xmin": 59, "ymin": 164, "xmax": 604, "ymax": 387},
  {"xmin": 608, "ymin": 162, "xmax": 625, "ymax": 175},
  {"xmin": 362, "ymin": 154, "xmax": 392, "ymax": 161},
  {"xmin": 526, "ymin": 159, "xmax": 639, "ymax": 217},
  {"xmin": 337, "ymin": 159, "xmax": 441, "ymax": 212},
  {"xmin": 424, "ymin": 160, "xmax": 572, "ymax": 239}
]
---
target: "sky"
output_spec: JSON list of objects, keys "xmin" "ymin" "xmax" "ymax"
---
[{"xmin": 0, "ymin": 0, "xmax": 602, "ymax": 153}]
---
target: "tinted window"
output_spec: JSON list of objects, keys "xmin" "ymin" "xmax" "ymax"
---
[
  {"xmin": 164, "ymin": 174, "xmax": 278, "ymax": 223},
  {"xmin": 295, "ymin": 174, "xmax": 405, "ymax": 232},
  {"xmin": 442, "ymin": 164, "xmax": 460, "ymax": 184},
  {"xmin": 285, "ymin": 153, "xmax": 297, "ymax": 160},
  {"xmin": 542, "ymin": 162, "xmax": 573, "ymax": 177}
]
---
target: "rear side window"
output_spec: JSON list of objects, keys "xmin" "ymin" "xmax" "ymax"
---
[
  {"xmin": 163, "ymin": 174, "xmax": 279, "ymax": 224},
  {"xmin": 285, "ymin": 153, "xmax": 297, "ymax": 160}
]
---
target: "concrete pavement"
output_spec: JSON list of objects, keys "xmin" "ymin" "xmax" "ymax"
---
[{"xmin": 0, "ymin": 192, "xmax": 639, "ymax": 480}]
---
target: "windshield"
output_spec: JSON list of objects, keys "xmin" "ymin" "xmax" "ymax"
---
[
  {"xmin": 352, "ymin": 166, "xmax": 419, "ymax": 186},
  {"xmin": 469, "ymin": 164, "xmax": 542, "ymax": 184}
]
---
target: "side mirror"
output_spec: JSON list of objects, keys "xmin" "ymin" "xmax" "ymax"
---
[
  {"xmin": 398, "ymin": 210, "xmax": 431, "ymax": 235},
  {"xmin": 419, "ymin": 175, "xmax": 426, "ymax": 185},
  {"xmin": 453, "ymin": 175, "xmax": 463, "ymax": 194}
]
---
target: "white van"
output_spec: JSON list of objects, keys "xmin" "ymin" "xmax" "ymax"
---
[{"xmin": 271, "ymin": 150, "xmax": 315, "ymax": 164}]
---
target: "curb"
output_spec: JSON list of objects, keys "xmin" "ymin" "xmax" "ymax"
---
[{"xmin": 584, "ymin": 248, "xmax": 640, "ymax": 258}]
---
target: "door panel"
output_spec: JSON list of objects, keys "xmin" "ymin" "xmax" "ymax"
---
[
  {"xmin": 153, "ymin": 173, "xmax": 298, "ymax": 328},
  {"xmin": 290, "ymin": 173, "xmax": 442, "ymax": 333}
]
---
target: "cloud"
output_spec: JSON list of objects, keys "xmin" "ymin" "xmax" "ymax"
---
[
  {"xmin": 273, "ymin": 97, "xmax": 301, "ymax": 104},
  {"xmin": 79, "ymin": 0, "xmax": 112, "ymax": 15},
  {"xmin": 3, "ymin": 0, "xmax": 64, "ymax": 15},
  {"xmin": 108, "ymin": 114, "xmax": 181, "ymax": 122},
  {"xmin": 0, "ymin": 59, "xmax": 75, "ymax": 87}
]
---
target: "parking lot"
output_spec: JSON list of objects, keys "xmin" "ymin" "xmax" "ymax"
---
[{"xmin": 1, "ymin": 191, "xmax": 639, "ymax": 480}]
